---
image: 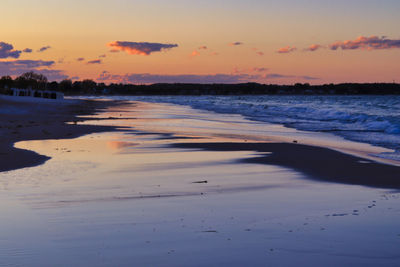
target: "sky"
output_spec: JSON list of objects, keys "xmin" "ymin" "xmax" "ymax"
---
[{"xmin": 1, "ymin": 0, "xmax": 400, "ymax": 84}]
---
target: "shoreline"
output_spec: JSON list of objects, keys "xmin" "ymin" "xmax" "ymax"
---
[
  {"xmin": 0, "ymin": 96, "xmax": 121, "ymax": 172},
  {"xmin": 2, "ymin": 97, "xmax": 400, "ymax": 190},
  {"xmin": 2, "ymin": 97, "xmax": 400, "ymax": 266},
  {"xmin": 102, "ymin": 95, "xmax": 400, "ymax": 167}
]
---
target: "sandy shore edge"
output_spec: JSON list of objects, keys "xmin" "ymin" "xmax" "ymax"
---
[
  {"xmin": 0, "ymin": 96, "xmax": 121, "ymax": 172},
  {"xmin": 2, "ymin": 97, "xmax": 399, "ymax": 190}
]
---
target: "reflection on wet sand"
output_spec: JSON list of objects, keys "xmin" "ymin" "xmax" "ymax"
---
[{"xmin": 2, "ymin": 100, "xmax": 400, "ymax": 266}]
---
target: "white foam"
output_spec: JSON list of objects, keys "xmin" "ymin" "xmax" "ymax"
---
[{"xmin": 104, "ymin": 95, "xmax": 400, "ymax": 162}]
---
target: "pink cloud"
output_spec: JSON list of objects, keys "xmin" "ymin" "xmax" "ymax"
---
[
  {"xmin": 233, "ymin": 67, "xmax": 269, "ymax": 74},
  {"xmin": 329, "ymin": 36, "xmax": 400, "ymax": 50},
  {"xmin": 306, "ymin": 44, "xmax": 322, "ymax": 52},
  {"xmin": 232, "ymin": 67, "xmax": 243, "ymax": 74},
  {"xmin": 252, "ymin": 48, "xmax": 264, "ymax": 56},
  {"xmin": 277, "ymin": 46, "xmax": 297, "ymax": 54},
  {"xmin": 107, "ymin": 41, "xmax": 178, "ymax": 56}
]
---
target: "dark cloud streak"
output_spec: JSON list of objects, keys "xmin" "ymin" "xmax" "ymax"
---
[
  {"xmin": 329, "ymin": 36, "xmax": 400, "ymax": 50},
  {"xmin": 98, "ymin": 72, "xmax": 258, "ymax": 84},
  {"xmin": 229, "ymin": 42, "xmax": 243, "ymax": 46},
  {"xmin": 107, "ymin": 41, "xmax": 178, "ymax": 55},
  {"xmin": 0, "ymin": 60, "xmax": 67, "ymax": 81},
  {"xmin": 87, "ymin": 59, "xmax": 102, "ymax": 64},
  {"xmin": 98, "ymin": 71, "xmax": 319, "ymax": 84},
  {"xmin": 37, "ymin": 46, "xmax": 51, "ymax": 52},
  {"xmin": 0, "ymin": 42, "xmax": 22, "ymax": 59}
]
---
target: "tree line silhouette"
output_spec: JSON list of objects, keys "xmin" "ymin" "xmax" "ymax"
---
[{"xmin": 1, "ymin": 72, "xmax": 399, "ymax": 95}]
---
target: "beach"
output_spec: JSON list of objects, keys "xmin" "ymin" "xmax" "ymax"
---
[
  {"xmin": 1, "ymin": 97, "xmax": 400, "ymax": 266},
  {"xmin": 0, "ymin": 95, "xmax": 121, "ymax": 172}
]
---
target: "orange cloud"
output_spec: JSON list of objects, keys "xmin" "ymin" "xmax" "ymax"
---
[
  {"xmin": 277, "ymin": 46, "xmax": 297, "ymax": 54},
  {"xmin": 191, "ymin": 50, "xmax": 200, "ymax": 57},
  {"xmin": 107, "ymin": 41, "xmax": 178, "ymax": 56},
  {"xmin": 252, "ymin": 48, "xmax": 264, "ymax": 56},
  {"xmin": 306, "ymin": 44, "xmax": 322, "ymax": 52}
]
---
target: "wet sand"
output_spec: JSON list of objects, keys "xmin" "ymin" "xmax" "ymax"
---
[
  {"xmin": 173, "ymin": 142, "xmax": 400, "ymax": 190},
  {"xmin": 0, "ymin": 96, "xmax": 121, "ymax": 172},
  {"xmin": 1, "ymin": 99, "xmax": 400, "ymax": 266}
]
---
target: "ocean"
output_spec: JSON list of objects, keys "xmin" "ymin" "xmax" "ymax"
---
[{"xmin": 108, "ymin": 95, "xmax": 400, "ymax": 162}]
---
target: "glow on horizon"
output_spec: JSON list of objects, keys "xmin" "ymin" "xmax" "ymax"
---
[{"xmin": 0, "ymin": 0, "xmax": 400, "ymax": 84}]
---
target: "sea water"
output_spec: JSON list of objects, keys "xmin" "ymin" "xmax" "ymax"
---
[{"xmin": 109, "ymin": 95, "xmax": 400, "ymax": 162}]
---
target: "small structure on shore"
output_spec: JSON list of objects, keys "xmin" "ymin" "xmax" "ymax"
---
[{"xmin": 11, "ymin": 88, "xmax": 64, "ymax": 100}]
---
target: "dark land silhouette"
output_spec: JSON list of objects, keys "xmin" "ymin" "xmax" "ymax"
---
[{"xmin": 1, "ymin": 72, "xmax": 400, "ymax": 95}]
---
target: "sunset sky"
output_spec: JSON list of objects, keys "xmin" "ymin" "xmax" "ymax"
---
[{"xmin": 1, "ymin": 0, "xmax": 400, "ymax": 84}]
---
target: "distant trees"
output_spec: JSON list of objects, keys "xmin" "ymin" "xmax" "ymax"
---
[
  {"xmin": 0, "ymin": 75, "xmax": 13, "ymax": 88},
  {"xmin": 68, "ymin": 79, "xmax": 97, "ymax": 94},
  {"xmin": 48, "ymin": 81, "xmax": 59, "ymax": 91},
  {"xmin": 14, "ymin": 71, "xmax": 48, "ymax": 90},
  {"xmin": 0, "ymin": 71, "xmax": 400, "ymax": 95},
  {"xmin": 81, "ymin": 79, "xmax": 97, "ymax": 94},
  {"xmin": 59, "ymin": 79, "xmax": 73, "ymax": 92}
]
